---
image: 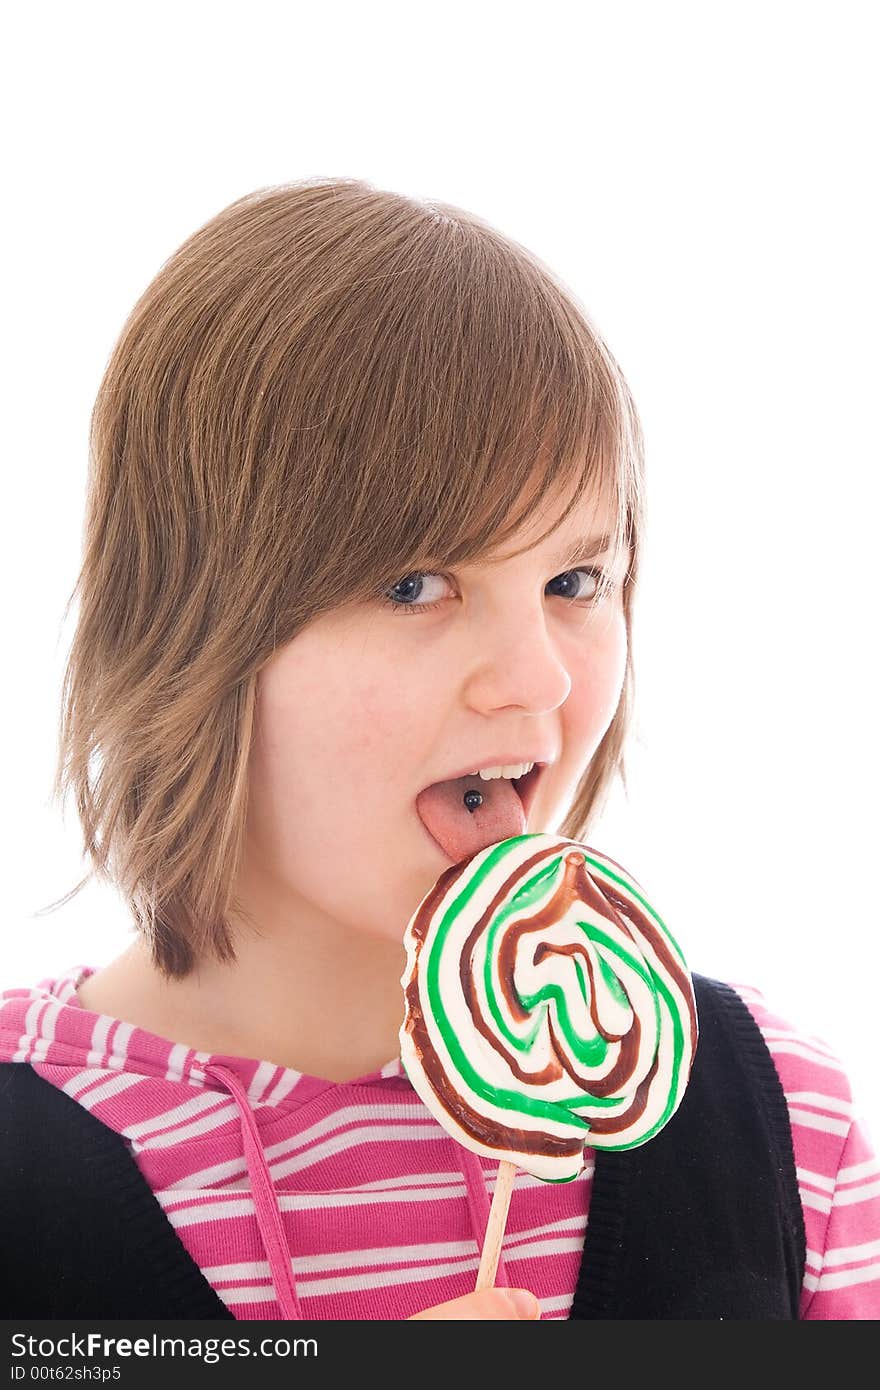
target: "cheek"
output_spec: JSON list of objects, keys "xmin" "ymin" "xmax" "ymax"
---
[
  {"xmin": 531, "ymin": 619, "xmax": 627, "ymax": 830},
  {"xmin": 566, "ymin": 613, "xmax": 628, "ymax": 739},
  {"xmin": 329, "ymin": 663, "xmax": 426, "ymax": 774}
]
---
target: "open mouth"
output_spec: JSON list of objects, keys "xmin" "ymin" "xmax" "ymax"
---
[
  {"xmin": 414, "ymin": 762, "xmax": 549, "ymax": 866},
  {"xmin": 513, "ymin": 761, "xmax": 545, "ymax": 818},
  {"xmin": 421, "ymin": 762, "xmax": 546, "ymax": 813}
]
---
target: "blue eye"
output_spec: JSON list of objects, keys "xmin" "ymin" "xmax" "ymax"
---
[{"xmin": 379, "ymin": 567, "xmax": 614, "ymax": 616}]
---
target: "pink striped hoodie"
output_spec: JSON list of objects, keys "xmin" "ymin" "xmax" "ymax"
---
[{"xmin": 1, "ymin": 964, "xmax": 877, "ymax": 1319}]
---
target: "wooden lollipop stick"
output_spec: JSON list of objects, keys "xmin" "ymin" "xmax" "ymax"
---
[{"xmin": 475, "ymin": 1160, "xmax": 517, "ymax": 1290}]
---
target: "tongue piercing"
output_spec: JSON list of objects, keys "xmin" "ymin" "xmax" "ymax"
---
[{"xmin": 463, "ymin": 789, "xmax": 483, "ymax": 813}]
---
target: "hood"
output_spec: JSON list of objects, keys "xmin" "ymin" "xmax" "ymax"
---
[{"xmin": 0, "ymin": 963, "xmax": 509, "ymax": 1317}]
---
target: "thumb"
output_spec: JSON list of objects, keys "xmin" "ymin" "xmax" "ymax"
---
[{"xmin": 410, "ymin": 1287, "xmax": 541, "ymax": 1320}]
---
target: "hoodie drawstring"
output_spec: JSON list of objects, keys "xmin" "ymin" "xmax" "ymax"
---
[
  {"xmin": 205, "ymin": 1063, "xmax": 302, "ymax": 1320},
  {"xmin": 207, "ymin": 1061, "xmax": 512, "ymax": 1316}
]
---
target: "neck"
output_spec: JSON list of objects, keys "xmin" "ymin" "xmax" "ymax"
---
[{"xmin": 78, "ymin": 916, "xmax": 408, "ymax": 1084}]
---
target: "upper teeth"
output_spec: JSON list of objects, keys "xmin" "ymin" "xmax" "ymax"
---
[{"xmin": 468, "ymin": 761, "xmax": 535, "ymax": 780}]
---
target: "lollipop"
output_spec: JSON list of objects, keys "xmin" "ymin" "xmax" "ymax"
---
[{"xmin": 399, "ymin": 831, "xmax": 698, "ymax": 1287}]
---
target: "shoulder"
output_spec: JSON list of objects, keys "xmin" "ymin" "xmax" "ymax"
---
[
  {"xmin": 689, "ymin": 974, "xmax": 850, "ymax": 1203},
  {"xmin": 718, "ymin": 980, "xmax": 880, "ymax": 1316},
  {"xmin": 721, "ymin": 978, "xmax": 854, "ymax": 1118},
  {"xmin": 695, "ymin": 976, "xmax": 857, "ymax": 1211},
  {"xmin": 689, "ymin": 974, "xmax": 853, "ymax": 1128}
]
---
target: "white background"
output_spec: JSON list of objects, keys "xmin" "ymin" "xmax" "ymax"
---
[{"xmin": 3, "ymin": 2, "xmax": 877, "ymax": 1141}]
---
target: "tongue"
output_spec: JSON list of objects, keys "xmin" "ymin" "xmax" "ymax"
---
[{"xmin": 416, "ymin": 775, "xmax": 526, "ymax": 865}]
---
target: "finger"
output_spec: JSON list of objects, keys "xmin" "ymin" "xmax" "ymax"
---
[{"xmin": 409, "ymin": 1288, "xmax": 540, "ymax": 1320}]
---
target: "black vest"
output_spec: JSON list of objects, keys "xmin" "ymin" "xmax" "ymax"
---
[{"xmin": 0, "ymin": 975, "xmax": 805, "ymax": 1319}]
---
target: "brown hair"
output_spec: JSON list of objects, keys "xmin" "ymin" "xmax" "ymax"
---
[{"xmin": 38, "ymin": 177, "xmax": 646, "ymax": 980}]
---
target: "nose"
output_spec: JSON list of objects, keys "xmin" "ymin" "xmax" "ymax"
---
[{"xmin": 463, "ymin": 605, "xmax": 572, "ymax": 713}]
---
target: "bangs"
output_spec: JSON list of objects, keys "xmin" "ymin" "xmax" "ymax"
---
[{"xmin": 231, "ymin": 182, "xmax": 644, "ymax": 609}]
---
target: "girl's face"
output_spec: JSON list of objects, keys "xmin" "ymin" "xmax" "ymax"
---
[{"xmin": 240, "ymin": 482, "xmax": 629, "ymax": 945}]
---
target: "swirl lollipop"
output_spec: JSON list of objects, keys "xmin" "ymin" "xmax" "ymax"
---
[{"xmin": 399, "ymin": 832, "xmax": 698, "ymax": 1287}]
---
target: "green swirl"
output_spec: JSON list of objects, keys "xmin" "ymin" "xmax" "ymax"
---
[{"xmin": 424, "ymin": 834, "xmax": 689, "ymax": 1149}]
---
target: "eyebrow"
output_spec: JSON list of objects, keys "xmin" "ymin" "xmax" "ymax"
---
[
  {"xmin": 482, "ymin": 531, "xmax": 619, "ymax": 570},
  {"xmin": 552, "ymin": 532, "xmax": 618, "ymax": 566}
]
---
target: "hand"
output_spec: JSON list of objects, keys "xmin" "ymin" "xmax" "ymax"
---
[{"xmin": 409, "ymin": 1288, "xmax": 541, "ymax": 1320}]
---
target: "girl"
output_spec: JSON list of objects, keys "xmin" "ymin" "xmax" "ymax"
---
[{"xmin": 1, "ymin": 178, "xmax": 877, "ymax": 1320}]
